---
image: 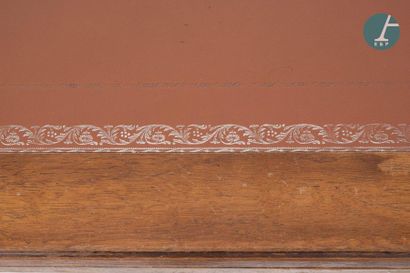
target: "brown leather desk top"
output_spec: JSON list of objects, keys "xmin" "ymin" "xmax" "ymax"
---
[{"xmin": 1, "ymin": 0, "xmax": 409, "ymax": 152}]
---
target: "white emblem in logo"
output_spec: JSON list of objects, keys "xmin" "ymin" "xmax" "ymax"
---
[{"xmin": 374, "ymin": 14, "xmax": 399, "ymax": 47}]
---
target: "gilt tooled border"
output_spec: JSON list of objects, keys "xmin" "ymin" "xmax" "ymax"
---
[{"xmin": 0, "ymin": 123, "xmax": 409, "ymax": 152}]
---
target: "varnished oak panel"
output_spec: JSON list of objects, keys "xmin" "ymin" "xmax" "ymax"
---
[
  {"xmin": 0, "ymin": 152, "xmax": 410, "ymax": 270},
  {"xmin": 0, "ymin": 153, "xmax": 409, "ymax": 252}
]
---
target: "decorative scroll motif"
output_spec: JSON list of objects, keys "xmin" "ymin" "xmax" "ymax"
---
[{"xmin": 0, "ymin": 124, "xmax": 409, "ymax": 152}]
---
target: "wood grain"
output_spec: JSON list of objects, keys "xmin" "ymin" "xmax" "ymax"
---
[
  {"xmin": 1, "ymin": 255, "xmax": 410, "ymax": 269},
  {"xmin": 0, "ymin": 268, "xmax": 409, "ymax": 273},
  {"xmin": 1, "ymin": 152, "xmax": 409, "ymax": 255}
]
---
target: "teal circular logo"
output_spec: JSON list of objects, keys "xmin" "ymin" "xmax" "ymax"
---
[{"xmin": 364, "ymin": 13, "xmax": 400, "ymax": 50}]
